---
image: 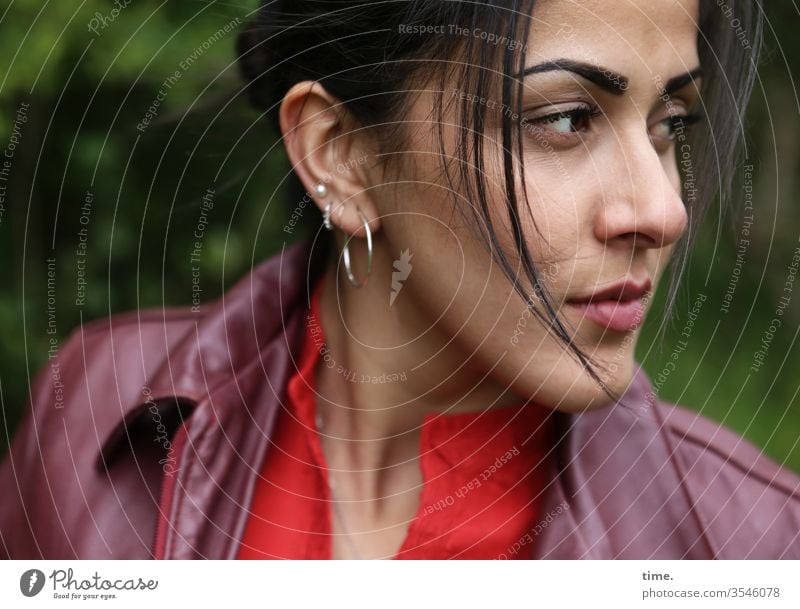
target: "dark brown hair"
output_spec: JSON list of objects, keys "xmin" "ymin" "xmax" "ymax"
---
[{"xmin": 236, "ymin": 0, "xmax": 762, "ymax": 398}]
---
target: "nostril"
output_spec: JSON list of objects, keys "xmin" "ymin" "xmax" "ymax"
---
[{"xmin": 619, "ymin": 232, "xmax": 657, "ymax": 247}]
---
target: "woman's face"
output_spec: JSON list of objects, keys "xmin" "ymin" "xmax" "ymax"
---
[{"xmin": 371, "ymin": 0, "xmax": 699, "ymax": 411}]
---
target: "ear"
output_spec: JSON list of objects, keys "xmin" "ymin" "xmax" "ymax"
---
[{"xmin": 279, "ymin": 81, "xmax": 381, "ymax": 239}]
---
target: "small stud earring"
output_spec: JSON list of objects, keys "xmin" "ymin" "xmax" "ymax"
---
[{"xmin": 315, "ymin": 183, "xmax": 333, "ymax": 231}]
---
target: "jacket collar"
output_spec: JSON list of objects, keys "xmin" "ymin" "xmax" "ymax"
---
[{"xmin": 98, "ymin": 237, "xmax": 321, "ymax": 465}]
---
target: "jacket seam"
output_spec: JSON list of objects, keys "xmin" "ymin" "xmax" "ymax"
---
[
  {"xmin": 76, "ymin": 307, "xmax": 201, "ymax": 340},
  {"xmin": 665, "ymin": 425, "xmax": 800, "ymax": 499}
]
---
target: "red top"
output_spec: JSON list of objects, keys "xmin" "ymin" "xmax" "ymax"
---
[{"xmin": 237, "ymin": 276, "xmax": 554, "ymax": 559}]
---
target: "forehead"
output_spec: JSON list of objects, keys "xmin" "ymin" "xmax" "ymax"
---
[{"xmin": 526, "ymin": 0, "xmax": 700, "ymax": 76}]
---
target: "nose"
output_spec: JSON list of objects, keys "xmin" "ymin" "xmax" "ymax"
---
[{"xmin": 593, "ymin": 132, "xmax": 688, "ymax": 249}]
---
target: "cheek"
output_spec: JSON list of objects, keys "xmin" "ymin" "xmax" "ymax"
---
[{"xmin": 515, "ymin": 162, "xmax": 594, "ymax": 270}]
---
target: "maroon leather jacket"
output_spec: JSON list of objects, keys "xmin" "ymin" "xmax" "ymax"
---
[{"xmin": 2, "ymin": 238, "xmax": 799, "ymax": 559}]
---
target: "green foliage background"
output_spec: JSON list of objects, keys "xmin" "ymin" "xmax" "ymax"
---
[{"xmin": 1, "ymin": 1, "xmax": 798, "ymax": 474}]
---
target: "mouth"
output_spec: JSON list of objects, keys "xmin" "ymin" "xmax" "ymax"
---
[{"xmin": 564, "ymin": 277, "xmax": 652, "ymax": 333}]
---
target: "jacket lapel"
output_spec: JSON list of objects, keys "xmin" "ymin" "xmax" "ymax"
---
[{"xmin": 157, "ymin": 239, "xmax": 317, "ymax": 558}]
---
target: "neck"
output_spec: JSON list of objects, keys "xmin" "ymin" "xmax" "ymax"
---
[{"xmin": 313, "ymin": 238, "xmax": 526, "ymax": 475}]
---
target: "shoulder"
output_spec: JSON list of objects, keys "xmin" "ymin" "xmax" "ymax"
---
[
  {"xmin": 0, "ymin": 239, "xmax": 316, "ymax": 558},
  {"xmin": 569, "ymin": 367, "xmax": 800, "ymax": 558},
  {"xmin": 21, "ymin": 303, "xmax": 200, "ymax": 441},
  {"xmin": 653, "ymin": 397, "xmax": 800, "ymax": 558},
  {"xmin": 43, "ymin": 305, "xmax": 203, "ymax": 434},
  {"xmin": 0, "ymin": 306, "xmax": 200, "ymax": 558},
  {"xmin": 656, "ymin": 399, "xmax": 800, "ymax": 497},
  {"xmin": 59, "ymin": 306, "xmax": 199, "ymax": 383},
  {"xmin": 29, "ymin": 237, "xmax": 316, "ymax": 441}
]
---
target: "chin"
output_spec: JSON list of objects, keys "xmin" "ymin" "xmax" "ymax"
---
[
  {"xmin": 522, "ymin": 354, "xmax": 639, "ymax": 414},
  {"xmin": 571, "ymin": 356, "xmax": 639, "ymax": 411}
]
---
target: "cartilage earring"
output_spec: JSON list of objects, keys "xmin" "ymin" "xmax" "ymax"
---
[{"xmin": 314, "ymin": 183, "xmax": 333, "ymax": 231}]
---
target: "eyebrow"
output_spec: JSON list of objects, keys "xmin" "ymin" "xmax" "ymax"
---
[
  {"xmin": 521, "ymin": 58, "xmax": 702, "ymax": 97},
  {"xmin": 522, "ymin": 59, "xmax": 628, "ymax": 95},
  {"xmin": 662, "ymin": 67, "xmax": 703, "ymax": 95}
]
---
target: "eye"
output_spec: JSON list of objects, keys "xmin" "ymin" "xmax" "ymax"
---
[
  {"xmin": 649, "ymin": 113, "xmax": 702, "ymax": 143},
  {"xmin": 524, "ymin": 104, "xmax": 601, "ymax": 137}
]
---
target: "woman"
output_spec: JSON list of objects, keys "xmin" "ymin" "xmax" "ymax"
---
[{"xmin": 2, "ymin": 0, "xmax": 799, "ymax": 559}]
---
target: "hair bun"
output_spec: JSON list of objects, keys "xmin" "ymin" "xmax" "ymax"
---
[{"xmin": 236, "ymin": 21, "xmax": 285, "ymax": 127}]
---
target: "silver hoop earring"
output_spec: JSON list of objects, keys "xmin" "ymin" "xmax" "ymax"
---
[{"xmin": 342, "ymin": 206, "xmax": 373, "ymax": 288}]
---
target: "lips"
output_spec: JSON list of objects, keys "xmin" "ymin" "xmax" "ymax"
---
[{"xmin": 565, "ymin": 278, "xmax": 652, "ymax": 332}]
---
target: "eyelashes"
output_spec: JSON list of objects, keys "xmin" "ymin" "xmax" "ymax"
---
[
  {"xmin": 524, "ymin": 104, "xmax": 602, "ymax": 136},
  {"xmin": 669, "ymin": 113, "xmax": 703, "ymax": 127},
  {"xmin": 652, "ymin": 112, "xmax": 704, "ymax": 142},
  {"xmin": 520, "ymin": 104, "xmax": 704, "ymax": 145}
]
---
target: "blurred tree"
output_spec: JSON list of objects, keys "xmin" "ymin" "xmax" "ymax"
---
[{"xmin": 0, "ymin": 1, "xmax": 312, "ymax": 451}]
